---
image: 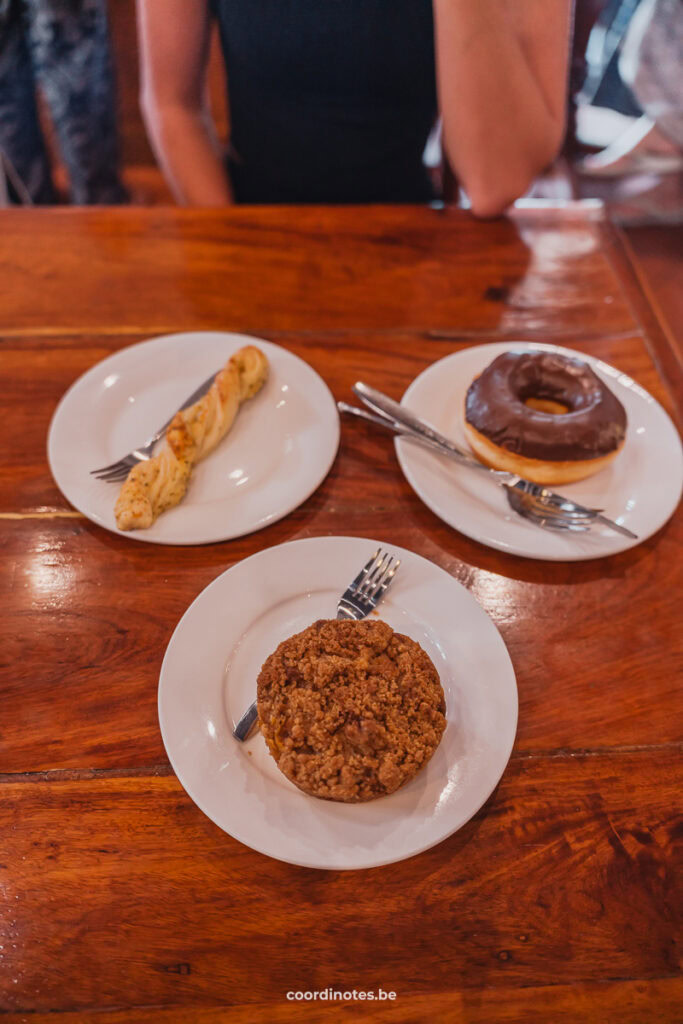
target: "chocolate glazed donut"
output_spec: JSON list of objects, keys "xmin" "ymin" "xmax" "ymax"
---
[{"xmin": 464, "ymin": 351, "xmax": 627, "ymax": 485}]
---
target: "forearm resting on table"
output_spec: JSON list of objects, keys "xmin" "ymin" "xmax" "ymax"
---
[
  {"xmin": 433, "ymin": 0, "xmax": 569, "ymax": 217},
  {"xmin": 140, "ymin": 99, "xmax": 232, "ymax": 205}
]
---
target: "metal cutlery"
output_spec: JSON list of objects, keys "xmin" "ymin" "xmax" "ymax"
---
[
  {"xmin": 90, "ymin": 370, "xmax": 218, "ymax": 482},
  {"xmin": 232, "ymin": 547, "xmax": 401, "ymax": 742},
  {"xmin": 342, "ymin": 383, "xmax": 638, "ymax": 540}
]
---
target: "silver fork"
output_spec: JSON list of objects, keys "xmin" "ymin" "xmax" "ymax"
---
[
  {"xmin": 232, "ymin": 547, "xmax": 401, "ymax": 742},
  {"xmin": 90, "ymin": 370, "xmax": 218, "ymax": 482},
  {"xmin": 506, "ymin": 487, "xmax": 597, "ymax": 532},
  {"xmin": 343, "ymin": 383, "xmax": 638, "ymax": 540}
]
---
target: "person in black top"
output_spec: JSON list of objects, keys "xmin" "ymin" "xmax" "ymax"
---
[
  {"xmin": 0, "ymin": 0, "xmax": 127, "ymax": 204},
  {"xmin": 137, "ymin": 0, "xmax": 572, "ymax": 216}
]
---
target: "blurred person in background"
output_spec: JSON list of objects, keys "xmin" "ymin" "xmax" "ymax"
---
[
  {"xmin": 0, "ymin": 0, "xmax": 127, "ymax": 204},
  {"xmin": 137, "ymin": 0, "xmax": 572, "ymax": 216},
  {"xmin": 578, "ymin": 0, "xmax": 683, "ymax": 175}
]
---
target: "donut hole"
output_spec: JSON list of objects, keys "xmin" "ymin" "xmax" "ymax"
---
[
  {"xmin": 524, "ymin": 397, "xmax": 570, "ymax": 415},
  {"xmin": 512, "ymin": 365, "xmax": 576, "ymax": 417}
]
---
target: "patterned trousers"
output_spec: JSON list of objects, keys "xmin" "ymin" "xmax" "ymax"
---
[{"xmin": 0, "ymin": 0, "xmax": 127, "ymax": 203}]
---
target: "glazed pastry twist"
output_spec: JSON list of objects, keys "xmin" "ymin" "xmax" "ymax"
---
[{"xmin": 114, "ymin": 345, "xmax": 268, "ymax": 530}]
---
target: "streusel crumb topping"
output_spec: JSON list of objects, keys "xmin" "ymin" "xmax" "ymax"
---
[{"xmin": 257, "ymin": 619, "xmax": 446, "ymax": 802}]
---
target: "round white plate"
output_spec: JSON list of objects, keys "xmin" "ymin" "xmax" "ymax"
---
[
  {"xmin": 396, "ymin": 342, "xmax": 682, "ymax": 561},
  {"xmin": 47, "ymin": 332, "xmax": 340, "ymax": 545},
  {"xmin": 158, "ymin": 536, "xmax": 518, "ymax": 870}
]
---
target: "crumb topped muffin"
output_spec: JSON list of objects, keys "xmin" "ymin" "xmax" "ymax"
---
[{"xmin": 257, "ymin": 618, "xmax": 446, "ymax": 802}]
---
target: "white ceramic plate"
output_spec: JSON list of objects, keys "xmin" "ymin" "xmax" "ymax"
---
[
  {"xmin": 158, "ymin": 536, "xmax": 518, "ymax": 870},
  {"xmin": 47, "ymin": 332, "xmax": 339, "ymax": 545},
  {"xmin": 396, "ymin": 342, "xmax": 682, "ymax": 561}
]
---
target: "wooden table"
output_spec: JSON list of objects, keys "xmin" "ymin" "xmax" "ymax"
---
[
  {"xmin": 623, "ymin": 224, "xmax": 683, "ymax": 359},
  {"xmin": 1, "ymin": 204, "xmax": 681, "ymax": 1022}
]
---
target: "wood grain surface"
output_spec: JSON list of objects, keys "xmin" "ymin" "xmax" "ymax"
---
[
  {"xmin": 0, "ymin": 750, "xmax": 679, "ymax": 1016},
  {"xmin": 0, "ymin": 205, "xmax": 680, "ymax": 1021},
  {"xmin": 620, "ymin": 224, "xmax": 683, "ymax": 415},
  {"xmin": 1, "ymin": 204, "xmax": 638, "ymax": 336},
  {"xmin": 622, "ymin": 226, "xmax": 683, "ymax": 348}
]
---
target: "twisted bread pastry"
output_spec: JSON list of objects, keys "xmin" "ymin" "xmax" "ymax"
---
[{"xmin": 115, "ymin": 345, "xmax": 268, "ymax": 530}]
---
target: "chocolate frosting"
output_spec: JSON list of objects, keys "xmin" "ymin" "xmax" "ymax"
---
[{"xmin": 465, "ymin": 351, "xmax": 627, "ymax": 461}]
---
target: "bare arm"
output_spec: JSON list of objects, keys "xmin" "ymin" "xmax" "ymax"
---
[
  {"xmin": 136, "ymin": 0, "xmax": 232, "ymax": 205},
  {"xmin": 433, "ymin": 0, "xmax": 572, "ymax": 217}
]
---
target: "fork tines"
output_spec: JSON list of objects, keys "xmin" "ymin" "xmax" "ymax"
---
[
  {"xmin": 520, "ymin": 482, "xmax": 603, "ymax": 516},
  {"xmin": 349, "ymin": 548, "xmax": 400, "ymax": 600},
  {"xmin": 90, "ymin": 456, "xmax": 142, "ymax": 482}
]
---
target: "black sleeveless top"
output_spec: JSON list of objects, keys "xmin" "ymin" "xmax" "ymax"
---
[{"xmin": 211, "ymin": 0, "xmax": 438, "ymax": 203}]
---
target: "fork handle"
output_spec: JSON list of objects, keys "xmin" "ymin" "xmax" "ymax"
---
[
  {"xmin": 350, "ymin": 383, "xmax": 515, "ymax": 480},
  {"xmin": 139, "ymin": 371, "xmax": 219, "ymax": 455},
  {"xmin": 233, "ymin": 701, "xmax": 258, "ymax": 742},
  {"xmin": 591, "ymin": 513, "xmax": 638, "ymax": 540},
  {"xmin": 339, "ymin": 399, "xmax": 516, "ymax": 481}
]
